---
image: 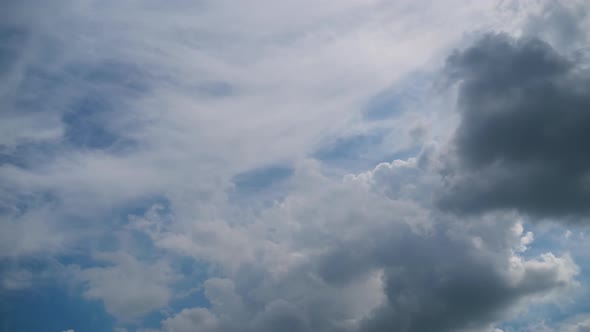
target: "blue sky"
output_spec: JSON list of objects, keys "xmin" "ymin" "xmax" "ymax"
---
[{"xmin": 2, "ymin": 1, "xmax": 590, "ymax": 332}]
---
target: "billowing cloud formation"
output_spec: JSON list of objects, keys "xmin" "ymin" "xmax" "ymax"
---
[
  {"xmin": 438, "ymin": 33, "xmax": 590, "ymax": 219},
  {"xmin": 131, "ymin": 160, "xmax": 578, "ymax": 332}
]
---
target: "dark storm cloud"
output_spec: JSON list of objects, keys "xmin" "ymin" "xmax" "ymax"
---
[
  {"xmin": 322, "ymin": 223, "xmax": 566, "ymax": 332},
  {"xmin": 437, "ymin": 33, "xmax": 590, "ymax": 218}
]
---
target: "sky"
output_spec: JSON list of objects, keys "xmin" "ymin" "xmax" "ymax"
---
[{"xmin": 1, "ymin": 0, "xmax": 590, "ymax": 331}]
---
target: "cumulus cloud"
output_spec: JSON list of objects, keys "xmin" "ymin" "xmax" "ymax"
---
[
  {"xmin": 133, "ymin": 160, "xmax": 579, "ymax": 332},
  {"xmin": 437, "ymin": 32, "xmax": 590, "ymax": 219}
]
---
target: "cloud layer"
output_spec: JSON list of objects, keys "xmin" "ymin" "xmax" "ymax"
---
[{"xmin": 1, "ymin": 1, "xmax": 590, "ymax": 332}]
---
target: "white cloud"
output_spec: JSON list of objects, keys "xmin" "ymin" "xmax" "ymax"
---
[{"xmin": 76, "ymin": 251, "xmax": 175, "ymax": 321}]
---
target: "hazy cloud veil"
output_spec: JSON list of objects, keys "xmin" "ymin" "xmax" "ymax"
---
[{"xmin": 1, "ymin": 1, "xmax": 590, "ymax": 332}]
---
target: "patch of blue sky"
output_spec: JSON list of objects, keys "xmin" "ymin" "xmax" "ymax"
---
[
  {"xmin": 363, "ymin": 70, "xmax": 433, "ymax": 121},
  {"xmin": 6, "ymin": 66, "xmax": 64, "ymax": 114},
  {"xmin": 0, "ymin": 72, "xmax": 139, "ymax": 189},
  {"xmin": 0, "ymin": 284, "xmax": 115, "ymax": 332},
  {"xmin": 135, "ymin": 311, "xmax": 168, "ymax": 331},
  {"xmin": 12, "ymin": 57, "xmax": 149, "ymax": 111},
  {"xmin": 228, "ymin": 164, "xmax": 294, "ymax": 212},
  {"xmin": 313, "ymin": 130, "xmax": 420, "ymax": 173},
  {"xmin": 0, "ymin": 141, "xmax": 63, "ymax": 169},
  {"xmin": 58, "ymin": 59, "xmax": 158, "ymax": 151},
  {"xmin": 139, "ymin": 256, "xmax": 213, "ymax": 328},
  {"xmin": 363, "ymin": 88, "xmax": 408, "ymax": 121},
  {"xmin": 168, "ymin": 288, "xmax": 210, "ymax": 313},
  {"xmin": 0, "ymin": 256, "xmax": 115, "ymax": 331},
  {"xmin": 57, "ymin": 253, "xmax": 113, "ymax": 271},
  {"xmin": 224, "ymin": 166, "xmax": 295, "ymax": 220},
  {"xmin": 167, "ymin": 257, "xmax": 210, "ymax": 300},
  {"xmin": 62, "ymin": 94, "xmax": 137, "ymax": 151},
  {"xmin": 498, "ymin": 221, "xmax": 590, "ymax": 330},
  {"xmin": 0, "ymin": 25, "xmax": 28, "ymax": 75},
  {"xmin": 7, "ymin": 59, "xmax": 235, "ymax": 160},
  {"xmin": 232, "ymin": 164, "xmax": 294, "ymax": 195},
  {"xmin": 314, "ymin": 132, "xmax": 385, "ymax": 161},
  {"xmin": 0, "ymin": 188, "xmax": 56, "ymax": 217},
  {"xmin": 0, "ymin": 256, "xmax": 58, "ymax": 276}
]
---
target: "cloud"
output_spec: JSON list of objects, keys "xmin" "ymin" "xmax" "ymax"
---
[
  {"xmin": 437, "ymin": 32, "xmax": 590, "ymax": 219},
  {"xmin": 1, "ymin": 1, "xmax": 588, "ymax": 331},
  {"xmin": 525, "ymin": 313, "xmax": 590, "ymax": 332},
  {"xmin": 161, "ymin": 307, "xmax": 219, "ymax": 332},
  {"xmin": 137, "ymin": 160, "xmax": 579, "ymax": 332},
  {"xmin": 77, "ymin": 251, "xmax": 175, "ymax": 321},
  {"xmin": 522, "ymin": 0, "xmax": 590, "ymax": 49},
  {"xmin": 0, "ymin": 0, "xmax": 526, "ymax": 262}
]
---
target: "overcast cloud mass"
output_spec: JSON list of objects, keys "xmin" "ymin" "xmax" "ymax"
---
[{"xmin": 1, "ymin": 1, "xmax": 590, "ymax": 332}]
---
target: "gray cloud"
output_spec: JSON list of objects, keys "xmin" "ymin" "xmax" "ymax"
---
[
  {"xmin": 148, "ymin": 160, "xmax": 578, "ymax": 332},
  {"xmin": 358, "ymin": 232, "xmax": 570, "ymax": 332},
  {"xmin": 523, "ymin": 0, "xmax": 589, "ymax": 49},
  {"xmin": 161, "ymin": 225, "xmax": 575, "ymax": 332},
  {"xmin": 437, "ymin": 33, "xmax": 590, "ymax": 219}
]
